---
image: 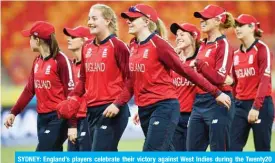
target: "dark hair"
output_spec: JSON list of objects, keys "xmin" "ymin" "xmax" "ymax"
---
[
  {"xmin": 254, "ymin": 23, "xmax": 263, "ymax": 38},
  {"xmin": 34, "ymin": 34, "xmax": 60, "ymax": 58},
  {"xmin": 195, "ymin": 40, "xmax": 201, "ymax": 49}
]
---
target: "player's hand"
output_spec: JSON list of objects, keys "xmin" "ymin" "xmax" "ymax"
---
[
  {"xmin": 133, "ymin": 113, "xmax": 140, "ymax": 125},
  {"xmin": 215, "ymin": 93, "xmax": 231, "ymax": 109},
  {"xmin": 174, "ymin": 47, "xmax": 182, "ymax": 54},
  {"xmin": 4, "ymin": 114, "xmax": 15, "ymax": 129},
  {"xmin": 248, "ymin": 108, "xmax": 260, "ymax": 124},
  {"xmin": 223, "ymin": 75, "xmax": 234, "ymax": 86},
  {"xmin": 103, "ymin": 104, "xmax": 120, "ymax": 118},
  {"xmin": 68, "ymin": 128, "xmax": 77, "ymax": 144}
]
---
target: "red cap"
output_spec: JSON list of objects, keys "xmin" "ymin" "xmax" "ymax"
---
[
  {"xmin": 170, "ymin": 23, "xmax": 201, "ymax": 41},
  {"xmin": 235, "ymin": 14, "xmax": 261, "ymax": 32},
  {"xmin": 194, "ymin": 5, "xmax": 226, "ymax": 23},
  {"xmin": 21, "ymin": 21, "xmax": 55, "ymax": 40},
  {"xmin": 121, "ymin": 4, "xmax": 158, "ymax": 23},
  {"xmin": 235, "ymin": 14, "xmax": 258, "ymax": 25},
  {"xmin": 63, "ymin": 26, "xmax": 92, "ymax": 38}
]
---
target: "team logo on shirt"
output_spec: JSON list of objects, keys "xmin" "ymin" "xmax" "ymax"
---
[
  {"xmin": 102, "ymin": 48, "xmax": 108, "ymax": 58},
  {"xmin": 34, "ymin": 63, "xmax": 39, "ymax": 73},
  {"xmin": 248, "ymin": 54, "xmax": 254, "ymax": 64},
  {"xmin": 143, "ymin": 49, "xmax": 149, "ymax": 59},
  {"xmin": 45, "ymin": 65, "xmax": 51, "ymax": 75},
  {"xmin": 85, "ymin": 48, "xmax": 92, "ymax": 58},
  {"xmin": 234, "ymin": 55, "xmax": 239, "ymax": 66}
]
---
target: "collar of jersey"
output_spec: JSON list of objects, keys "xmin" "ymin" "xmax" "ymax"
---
[
  {"xmin": 204, "ymin": 35, "xmax": 226, "ymax": 45},
  {"xmin": 93, "ymin": 34, "xmax": 116, "ymax": 45},
  {"xmin": 40, "ymin": 53, "xmax": 53, "ymax": 61},
  {"xmin": 136, "ymin": 32, "xmax": 156, "ymax": 45},
  {"xmin": 186, "ymin": 47, "xmax": 199, "ymax": 61},
  {"xmin": 240, "ymin": 39, "xmax": 258, "ymax": 53},
  {"xmin": 73, "ymin": 59, "xmax": 81, "ymax": 65}
]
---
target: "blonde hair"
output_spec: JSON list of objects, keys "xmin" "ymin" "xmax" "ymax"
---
[
  {"xmin": 144, "ymin": 17, "xmax": 168, "ymax": 40},
  {"xmin": 91, "ymin": 4, "xmax": 118, "ymax": 35},
  {"xmin": 187, "ymin": 33, "xmax": 201, "ymax": 51},
  {"xmin": 220, "ymin": 12, "xmax": 235, "ymax": 29}
]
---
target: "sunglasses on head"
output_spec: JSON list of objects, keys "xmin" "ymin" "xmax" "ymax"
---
[
  {"xmin": 129, "ymin": 6, "xmax": 148, "ymax": 17},
  {"xmin": 129, "ymin": 6, "xmax": 141, "ymax": 13}
]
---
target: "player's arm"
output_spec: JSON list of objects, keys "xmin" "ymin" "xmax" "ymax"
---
[
  {"xmin": 156, "ymin": 39, "xmax": 221, "ymax": 97},
  {"xmin": 57, "ymin": 53, "xmax": 77, "ymax": 127},
  {"xmin": 195, "ymin": 40, "xmax": 233, "ymax": 85},
  {"xmin": 252, "ymin": 45, "xmax": 272, "ymax": 110},
  {"xmin": 114, "ymin": 40, "xmax": 130, "ymax": 81}
]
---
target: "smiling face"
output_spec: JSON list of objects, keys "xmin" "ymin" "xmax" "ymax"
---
[
  {"xmin": 176, "ymin": 29, "xmax": 194, "ymax": 50},
  {"xmin": 67, "ymin": 36, "xmax": 84, "ymax": 51},
  {"xmin": 87, "ymin": 8, "xmax": 109, "ymax": 35},
  {"xmin": 126, "ymin": 16, "xmax": 148, "ymax": 36}
]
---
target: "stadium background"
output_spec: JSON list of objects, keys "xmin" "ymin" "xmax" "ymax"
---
[{"xmin": 1, "ymin": 1, "xmax": 275, "ymax": 163}]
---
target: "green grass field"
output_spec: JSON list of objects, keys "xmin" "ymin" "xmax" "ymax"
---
[{"xmin": 1, "ymin": 132, "xmax": 275, "ymax": 163}]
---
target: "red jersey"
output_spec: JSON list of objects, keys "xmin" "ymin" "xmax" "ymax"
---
[
  {"xmin": 171, "ymin": 52, "xmax": 198, "ymax": 113},
  {"xmin": 195, "ymin": 35, "xmax": 233, "ymax": 94},
  {"xmin": 11, "ymin": 52, "xmax": 74, "ymax": 115},
  {"xmin": 114, "ymin": 33, "xmax": 220, "ymax": 107},
  {"xmin": 71, "ymin": 35, "xmax": 130, "ymax": 107},
  {"xmin": 233, "ymin": 39, "xmax": 273, "ymax": 110}
]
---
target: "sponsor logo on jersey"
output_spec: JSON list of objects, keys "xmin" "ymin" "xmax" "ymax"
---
[{"xmin": 85, "ymin": 48, "xmax": 92, "ymax": 58}]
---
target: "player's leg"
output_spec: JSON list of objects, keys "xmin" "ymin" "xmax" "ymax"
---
[
  {"xmin": 252, "ymin": 96, "xmax": 274, "ymax": 151},
  {"xmin": 36, "ymin": 111, "xmax": 68, "ymax": 151},
  {"xmin": 172, "ymin": 113, "xmax": 190, "ymax": 151},
  {"xmin": 230, "ymin": 100, "xmax": 251, "ymax": 151},
  {"xmin": 141, "ymin": 99, "xmax": 180, "ymax": 151}
]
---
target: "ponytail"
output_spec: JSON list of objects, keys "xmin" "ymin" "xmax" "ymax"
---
[
  {"xmin": 254, "ymin": 29, "xmax": 263, "ymax": 38},
  {"xmin": 156, "ymin": 19, "xmax": 168, "ymax": 40},
  {"xmin": 254, "ymin": 23, "xmax": 263, "ymax": 38},
  {"xmin": 147, "ymin": 17, "xmax": 168, "ymax": 40},
  {"xmin": 49, "ymin": 34, "xmax": 60, "ymax": 58},
  {"xmin": 220, "ymin": 12, "xmax": 235, "ymax": 29}
]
